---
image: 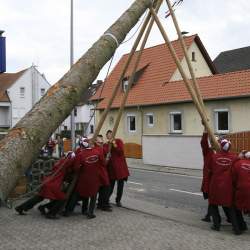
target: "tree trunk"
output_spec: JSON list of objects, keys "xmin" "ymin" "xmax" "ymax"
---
[{"xmin": 0, "ymin": 0, "xmax": 153, "ymax": 202}]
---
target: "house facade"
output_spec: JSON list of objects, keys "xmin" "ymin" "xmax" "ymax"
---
[
  {"xmin": 92, "ymin": 34, "xmax": 250, "ymax": 169},
  {"xmin": 0, "ymin": 66, "xmax": 50, "ymax": 129}
]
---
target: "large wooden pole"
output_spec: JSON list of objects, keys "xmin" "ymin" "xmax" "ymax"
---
[
  {"xmin": 0, "ymin": 0, "xmax": 153, "ymax": 202},
  {"xmin": 92, "ymin": 0, "xmax": 162, "ymax": 141},
  {"xmin": 149, "ymin": 7, "xmax": 220, "ymax": 150},
  {"xmin": 165, "ymin": 0, "xmax": 208, "ymax": 120}
]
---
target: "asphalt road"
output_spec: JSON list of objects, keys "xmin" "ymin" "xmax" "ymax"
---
[{"xmin": 124, "ymin": 168, "xmax": 208, "ymax": 215}]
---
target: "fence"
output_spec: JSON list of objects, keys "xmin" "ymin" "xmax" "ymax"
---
[{"xmin": 226, "ymin": 131, "xmax": 250, "ymax": 153}]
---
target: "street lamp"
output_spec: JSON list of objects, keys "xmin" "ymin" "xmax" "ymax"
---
[{"xmin": 70, "ymin": 0, "xmax": 75, "ymax": 150}]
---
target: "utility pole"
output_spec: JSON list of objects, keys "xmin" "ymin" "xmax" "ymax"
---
[{"xmin": 70, "ymin": 0, "xmax": 75, "ymax": 150}]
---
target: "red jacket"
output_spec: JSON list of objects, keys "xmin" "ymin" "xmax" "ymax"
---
[
  {"xmin": 95, "ymin": 145, "xmax": 110, "ymax": 186},
  {"xmin": 39, "ymin": 157, "xmax": 75, "ymax": 200},
  {"xmin": 200, "ymin": 133, "xmax": 213, "ymax": 194},
  {"xmin": 208, "ymin": 151, "xmax": 237, "ymax": 206},
  {"xmin": 75, "ymin": 147, "xmax": 107, "ymax": 198},
  {"xmin": 104, "ymin": 139, "xmax": 130, "ymax": 181},
  {"xmin": 232, "ymin": 159, "xmax": 250, "ymax": 211}
]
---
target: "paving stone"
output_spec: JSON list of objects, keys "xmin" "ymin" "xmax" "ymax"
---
[{"xmin": 0, "ymin": 202, "xmax": 250, "ymax": 250}]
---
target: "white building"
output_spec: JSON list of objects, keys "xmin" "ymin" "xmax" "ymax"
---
[
  {"xmin": 60, "ymin": 104, "xmax": 95, "ymax": 136},
  {"xmin": 0, "ymin": 66, "xmax": 50, "ymax": 129}
]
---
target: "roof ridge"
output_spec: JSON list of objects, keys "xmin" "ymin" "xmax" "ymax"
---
[{"xmin": 122, "ymin": 34, "xmax": 197, "ymax": 57}]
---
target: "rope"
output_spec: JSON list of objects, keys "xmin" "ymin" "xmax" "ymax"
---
[{"xmin": 5, "ymin": 158, "xmax": 69, "ymax": 208}]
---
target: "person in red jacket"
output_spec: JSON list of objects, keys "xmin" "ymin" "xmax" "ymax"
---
[
  {"xmin": 15, "ymin": 152, "xmax": 76, "ymax": 219},
  {"xmin": 208, "ymin": 139, "xmax": 241, "ymax": 234},
  {"xmin": 96, "ymin": 134, "xmax": 112, "ymax": 212},
  {"xmin": 200, "ymin": 130, "xmax": 214, "ymax": 222},
  {"xmin": 200, "ymin": 130, "xmax": 231, "ymax": 223},
  {"xmin": 105, "ymin": 130, "xmax": 130, "ymax": 207},
  {"xmin": 73, "ymin": 139, "xmax": 107, "ymax": 219},
  {"xmin": 232, "ymin": 151, "xmax": 250, "ymax": 232}
]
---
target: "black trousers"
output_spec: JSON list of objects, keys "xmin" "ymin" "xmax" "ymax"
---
[
  {"xmin": 109, "ymin": 179, "xmax": 125, "ymax": 203},
  {"xmin": 205, "ymin": 204, "xmax": 231, "ymax": 221},
  {"xmin": 16, "ymin": 195, "xmax": 64, "ymax": 215},
  {"xmin": 65, "ymin": 192, "xmax": 80, "ymax": 213},
  {"xmin": 82, "ymin": 196, "xmax": 97, "ymax": 215},
  {"xmin": 98, "ymin": 186, "xmax": 111, "ymax": 208},
  {"xmin": 65, "ymin": 192, "xmax": 97, "ymax": 215},
  {"xmin": 16, "ymin": 195, "xmax": 44, "ymax": 212},
  {"xmin": 210, "ymin": 205, "xmax": 241, "ymax": 233}
]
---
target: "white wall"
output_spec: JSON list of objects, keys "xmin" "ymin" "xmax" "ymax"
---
[
  {"xmin": 60, "ymin": 104, "xmax": 95, "ymax": 136},
  {"xmin": 8, "ymin": 66, "xmax": 50, "ymax": 127},
  {"xmin": 142, "ymin": 135, "xmax": 203, "ymax": 169}
]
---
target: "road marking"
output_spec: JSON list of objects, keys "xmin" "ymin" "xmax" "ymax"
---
[
  {"xmin": 128, "ymin": 181, "xmax": 143, "ymax": 186},
  {"xmin": 169, "ymin": 188, "xmax": 202, "ymax": 196},
  {"xmin": 131, "ymin": 168, "xmax": 202, "ymax": 179},
  {"xmin": 128, "ymin": 187, "xmax": 145, "ymax": 192}
]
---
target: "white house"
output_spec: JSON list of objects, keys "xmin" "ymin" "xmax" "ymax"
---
[
  {"xmin": 0, "ymin": 65, "xmax": 50, "ymax": 129},
  {"xmin": 60, "ymin": 104, "xmax": 95, "ymax": 136}
]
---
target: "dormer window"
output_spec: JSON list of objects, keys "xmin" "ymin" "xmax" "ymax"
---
[
  {"xmin": 123, "ymin": 78, "xmax": 129, "ymax": 92},
  {"xmin": 191, "ymin": 51, "xmax": 196, "ymax": 62}
]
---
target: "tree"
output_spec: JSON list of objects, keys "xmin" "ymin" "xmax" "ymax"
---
[{"xmin": 0, "ymin": 0, "xmax": 153, "ymax": 202}]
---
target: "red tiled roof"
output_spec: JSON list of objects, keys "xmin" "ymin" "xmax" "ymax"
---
[
  {"xmin": 0, "ymin": 69, "xmax": 27, "ymax": 102},
  {"xmin": 91, "ymin": 35, "xmax": 225, "ymax": 109}
]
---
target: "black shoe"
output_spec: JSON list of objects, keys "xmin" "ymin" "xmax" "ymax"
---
[
  {"xmin": 46, "ymin": 214, "xmax": 59, "ymax": 220},
  {"xmin": 226, "ymin": 218, "xmax": 232, "ymax": 223},
  {"xmin": 201, "ymin": 216, "xmax": 211, "ymax": 222},
  {"xmin": 211, "ymin": 225, "xmax": 220, "ymax": 231},
  {"xmin": 101, "ymin": 207, "xmax": 112, "ymax": 212},
  {"xmin": 116, "ymin": 201, "xmax": 122, "ymax": 207},
  {"xmin": 15, "ymin": 207, "xmax": 26, "ymax": 215},
  {"xmin": 82, "ymin": 210, "xmax": 88, "ymax": 215},
  {"xmin": 62, "ymin": 211, "xmax": 70, "ymax": 217},
  {"xmin": 240, "ymin": 223, "xmax": 248, "ymax": 231},
  {"xmin": 86, "ymin": 213, "xmax": 96, "ymax": 219},
  {"xmin": 38, "ymin": 205, "xmax": 46, "ymax": 216},
  {"xmin": 233, "ymin": 230, "xmax": 242, "ymax": 235}
]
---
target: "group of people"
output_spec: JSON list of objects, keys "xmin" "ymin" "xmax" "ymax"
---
[
  {"xmin": 200, "ymin": 127, "xmax": 250, "ymax": 235},
  {"xmin": 15, "ymin": 130, "xmax": 130, "ymax": 219}
]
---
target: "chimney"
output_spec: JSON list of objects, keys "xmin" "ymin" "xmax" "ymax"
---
[{"xmin": 0, "ymin": 30, "xmax": 6, "ymax": 73}]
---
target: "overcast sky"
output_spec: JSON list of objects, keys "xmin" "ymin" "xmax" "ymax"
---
[{"xmin": 1, "ymin": 0, "xmax": 250, "ymax": 85}]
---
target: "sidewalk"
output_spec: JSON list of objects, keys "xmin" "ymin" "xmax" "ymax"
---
[
  {"xmin": 126, "ymin": 158, "xmax": 202, "ymax": 177},
  {"xmin": 0, "ymin": 196, "xmax": 250, "ymax": 250}
]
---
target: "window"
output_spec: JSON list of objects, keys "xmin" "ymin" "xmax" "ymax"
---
[
  {"xmin": 90, "ymin": 124, "xmax": 94, "ymax": 134},
  {"xmin": 75, "ymin": 123, "xmax": 84, "ymax": 131},
  {"xmin": 214, "ymin": 109, "xmax": 229, "ymax": 133},
  {"xmin": 146, "ymin": 113, "xmax": 154, "ymax": 127},
  {"xmin": 74, "ymin": 108, "xmax": 77, "ymax": 117},
  {"xmin": 127, "ymin": 114, "xmax": 136, "ymax": 132},
  {"xmin": 191, "ymin": 52, "xmax": 196, "ymax": 62},
  {"xmin": 20, "ymin": 87, "xmax": 25, "ymax": 98},
  {"xmin": 40, "ymin": 88, "xmax": 45, "ymax": 96},
  {"xmin": 123, "ymin": 78, "xmax": 129, "ymax": 92},
  {"xmin": 170, "ymin": 112, "xmax": 182, "ymax": 133},
  {"xmin": 64, "ymin": 125, "xmax": 68, "ymax": 130}
]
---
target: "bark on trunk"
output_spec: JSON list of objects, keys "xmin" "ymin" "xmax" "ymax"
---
[{"xmin": 0, "ymin": 0, "xmax": 153, "ymax": 202}]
